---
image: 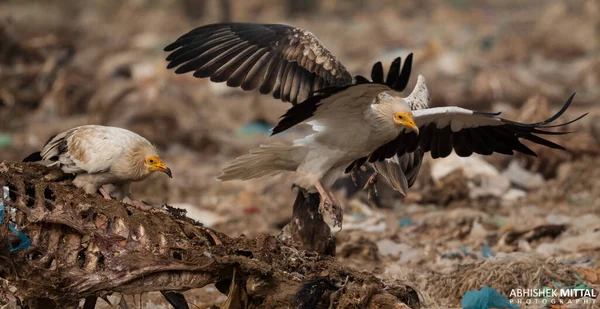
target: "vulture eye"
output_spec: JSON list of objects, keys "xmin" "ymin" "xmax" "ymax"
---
[{"xmin": 149, "ymin": 159, "xmax": 155, "ymax": 164}]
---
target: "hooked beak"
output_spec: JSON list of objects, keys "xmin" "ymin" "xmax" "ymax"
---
[
  {"xmin": 405, "ymin": 120, "xmax": 419, "ymax": 134},
  {"xmin": 153, "ymin": 162, "xmax": 173, "ymax": 178},
  {"xmin": 163, "ymin": 167, "xmax": 173, "ymax": 178},
  {"xmin": 394, "ymin": 112, "xmax": 420, "ymax": 134}
]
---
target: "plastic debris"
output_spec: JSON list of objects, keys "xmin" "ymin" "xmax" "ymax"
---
[
  {"xmin": 502, "ymin": 161, "xmax": 545, "ymax": 191},
  {"xmin": 398, "ymin": 217, "xmax": 416, "ymax": 227},
  {"xmin": 243, "ymin": 205, "xmax": 261, "ymax": 214},
  {"xmin": 0, "ymin": 186, "xmax": 10, "ymax": 222},
  {"xmin": 1, "ymin": 186, "xmax": 31, "ymax": 252},
  {"xmin": 535, "ymin": 231, "xmax": 600, "ymax": 256},
  {"xmin": 430, "ymin": 154, "xmax": 510, "ymax": 199},
  {"xmin": 481, "ymin": 245, "xmax": 495, "ymax": 258},
  {"xmin": 461, "ymin": 286, "xmax": 519, "ymax": 309},
  {"xmin": 376, "ymin": 239, "xmax": 410, "ymax": 257},
  {"xmin": 0, "ymin": 2, "xmax": 597, "ymax": 308},
  {"xmin": 236, "ymin": 121, "xmax": 272, "ymax": 136}
]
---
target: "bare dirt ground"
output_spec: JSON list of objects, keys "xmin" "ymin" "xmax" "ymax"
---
[{"xmin": 1, "ymin": 0, "xmax": 599, "ymax": 308}]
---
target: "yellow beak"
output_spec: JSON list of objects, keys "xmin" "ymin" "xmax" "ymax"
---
[
  {"xmin": 394, "ymin": 112, "xmax": 419, "ymax": 134},
  {"xmin": 152, "ymin": 162, "xmax": 173, "ymax": 178}
]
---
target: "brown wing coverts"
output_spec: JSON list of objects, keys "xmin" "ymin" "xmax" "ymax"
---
[
  {"xmin": 272, "ymin": 54, "xmax": 415, "ymax": 135},
  {"xmin": 349, "ymin": 93, "xmax": 586, "ymax": 171},
  {"xmin": 164, "ymin": 23, "xmax": 353, "ymax": 104}
]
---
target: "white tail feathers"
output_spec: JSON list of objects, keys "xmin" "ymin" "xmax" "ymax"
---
[{"xmin": 218, "ymin": 144, "xmax": 305, "ymax": 181}]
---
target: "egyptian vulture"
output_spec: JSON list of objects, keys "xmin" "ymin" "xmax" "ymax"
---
[
  {"xmin": 23, "ymin": 125, "xmax": 172, "ymax": 207},
  {"xmin": 165, "ymin": 23, "xmax": 585, "ymax": 225}
]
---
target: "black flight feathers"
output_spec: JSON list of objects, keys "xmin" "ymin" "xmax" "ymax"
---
[
  {"xmin": 164, "ymin": 23, "xmax": 352, "ymax": 104},
  {"xmin": 348, "ymin": 93, "xmax": 587, "ymax": 172},
  {"xmin": 22, "ymin": 152, "xmax": 42, "ymax": 162},
  {"xmin": 365, "ymin": 53, "xmax": 413, "ymax": 91},
  {"xmin": 271, "ymin": 54, "xmax": 414, "ymax": 135}
]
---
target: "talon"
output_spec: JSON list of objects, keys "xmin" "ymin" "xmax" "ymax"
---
[
  {"xmin": 315, "ymin": 182, "xmax": 344, "ymax": 227},
  {"xmin": 349, "ymin": 169, "xmax": 358, "ymax": 186},
  {"xmin": 363, "ymin": 172, "xmax": 379, "ymax": 205},
  {"xmin": 362, "ymin": 172, "xmax": 378, "ymax": 191}
]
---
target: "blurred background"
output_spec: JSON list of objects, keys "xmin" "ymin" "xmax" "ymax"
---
[{"xmin": 0, "ymin": 0, "xmax": 599, "ymax": 307}]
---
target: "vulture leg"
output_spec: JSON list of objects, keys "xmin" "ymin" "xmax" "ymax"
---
[
  {"xmin": 314, "ymin": 182, "xmax": 343, "ymax": 227},
  {"xmin": 362, "ymin": 171, "xmax": 379, "ymax": 204}
]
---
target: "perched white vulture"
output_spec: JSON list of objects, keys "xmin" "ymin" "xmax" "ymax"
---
[
  {"xmin": 23, "ymin": 125, "xmax": 172, "ymax": 206},
  {"xmin": 165, "ymin": 23, "xmax": 585, "ymax": 225}
]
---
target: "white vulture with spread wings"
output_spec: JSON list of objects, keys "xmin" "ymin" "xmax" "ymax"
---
[
  {"xmin": 23, "ymin": 125, "xmax": 172, "ymax": 208},
  {"xmin": 165, "ymin": 23, "xmax": 585, "ymax": 226}
]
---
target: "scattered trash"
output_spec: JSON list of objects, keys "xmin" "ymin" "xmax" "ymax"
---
[
  {"xmin": 0, "ymin": 1, "xmax": 597, "ymax": 308},
  {"xmin": 351, "ymin": 212, "xmax": 368, "ymax": 220},
  {"xmin": 236, "ymin": 121, "xmax": 272, "ymax": 136},
  {"xmin": 0, "ymin": 186, "xmax": 31, "ymax": 252},
  {"xmin": 502, "ymin": 160, "xmax": 545, "ymax": 191},
  {"xmin": 339, "ymin": 236, "xmax": 379, "ymax": 261},
  {"xmin": 501, "ymin": 188, "xmax": 526, "ymax": 202},
  {"xmin": 468, "ymin": 221, "xmax": 489, "ymax": 244},
  {"xmin": 398, "ymin": 217, "xmax": 416, "ymax": 227},
  {"xmin": 243, "ymin": 205, "xmax": 261, "ymax": 214},
  {"xmin": 461, "ymin": 286, "xmax": 519, "ymax": 309},
  {"xmin": 504, "ymin": 224, "xmax": 567, "ymax": 245},
  {"xmin": 481, "ymin": 245, "xmax": 495, "ymax": 258},
  {"xmin": 376, "ymin": 239, "xmax": 410, "ymax": 257},
  {"xmin": 342, "ymin": 219, "xmax": 387, "ymax": 233},
  {"xmin": 420, "ymin": 169, "xmax": 469, "ymax": 206},
  {"xmin": 535, "ymin": 231, "xmax": 600, "ymax": 255},
  {"xmin": 432, "ymin": 253, "xmax": 584, "ymax": 305},
  {"xmin": 430, "ymin": 154, "xmax": 510, "ymax": 199}
]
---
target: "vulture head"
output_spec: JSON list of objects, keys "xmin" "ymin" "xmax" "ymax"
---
[
  {"xmin": 144, "ymin": 155, "xmax": 172, "ymax": 178},
  {"xmin": 131, "ymin": 143, "xmax": 173, "ymax": 179},
  {"xmin": 371, "ymin": 74, "xmax": 430, "ymax": 135}
]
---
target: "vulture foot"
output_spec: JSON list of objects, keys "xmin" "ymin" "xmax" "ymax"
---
[
  {"xmin": 315, "ymin": 182, "xmax": 343, "ymax": 227},
  {"xmin": 363, "ymin": 172, "xmax": 379, "ymax": 204}
]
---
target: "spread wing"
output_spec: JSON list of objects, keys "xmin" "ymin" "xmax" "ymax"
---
[
  {"xmin": 272, "ymin": 55, "xmax": 415, "ymax": 135},
  {"xmin": 164, "ymin": 23, "xmax": 354, "ymax": 104},
  {"xmin": 361, "ymin": 93, "xmax": 586, "ymax": 168}
]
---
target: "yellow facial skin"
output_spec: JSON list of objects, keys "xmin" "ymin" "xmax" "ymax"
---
[
  {"xmin": 145, "ymin": 156, "xmax": 173, "ymax": 178},
  {"xmin": 393, "ymin": 111, "xmax": 419, "ymax": 134}
]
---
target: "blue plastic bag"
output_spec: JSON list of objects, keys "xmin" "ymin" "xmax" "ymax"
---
[
  {"xmin": 462, "ymin": 286, "xmax": 519, "ymax": 309},
  {"xmin": 1, "ymin": 186, "xmax": 30, "ymax": 252}
]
